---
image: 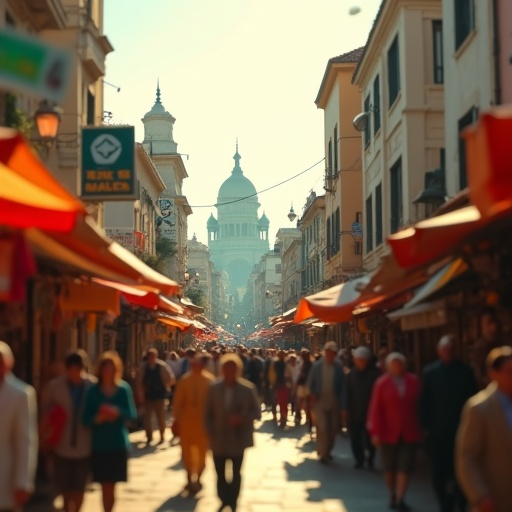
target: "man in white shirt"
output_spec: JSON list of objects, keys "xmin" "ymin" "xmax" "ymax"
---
[{"xmin": 0, "ymin": 341, "xmax": 38, "ymax": 512}]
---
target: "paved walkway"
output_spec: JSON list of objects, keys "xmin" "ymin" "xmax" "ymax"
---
[{"xmin": 29, "ymin": 412, "xmax": 437, "ymax": 512}]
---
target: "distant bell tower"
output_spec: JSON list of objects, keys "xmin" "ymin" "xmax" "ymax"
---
[{"xmin": 142, "ymin": 79, "xmax": 178, "ymax": 155}]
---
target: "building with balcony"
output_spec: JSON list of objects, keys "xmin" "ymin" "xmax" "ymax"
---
[
  {"xmin": 352, "ymin": 0, "xmax": 444, "ymax": 272},
  {"xmin": 142, "ymin": 84, "xmax": 192, "ymax": 283},
  {"xmin": 279, "ymin": 229, "xmax": 302, "ymax": 313},
  {"xmin": 299, "ymin": 192, "xmax": 326, "ymax": 295},
  {"xmin": 104, "ymin": 143, "xmax": 165, "ymax": 256},
  {"xmin": 251, "ymin": 250, "xmax": 282, "ymax": 326},
  {"xmin": 315, "ymin": 47, "xmax": 364, "ymax": 287},
  {"xmin": 1, "ymin": 0, "xmax": 113, "ymax": 225}
]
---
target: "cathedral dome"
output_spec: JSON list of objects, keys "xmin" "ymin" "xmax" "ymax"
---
[{"xmin": 217, "ymin": 146, "xmax": 258, "ymax": 202}]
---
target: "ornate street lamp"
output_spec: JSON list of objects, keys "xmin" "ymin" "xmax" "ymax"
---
[
  {"xmin": 34, "ymin": 100, "xmax": 61, "ymax": 141},
  {"xmin": 287, "ymin": 204, "xmax": 297, "ymax": 223}
]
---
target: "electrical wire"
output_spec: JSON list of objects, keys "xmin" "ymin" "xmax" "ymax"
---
[{"xmin": 189, "ymin": 157, "xmax": 325, "ymax": 208}]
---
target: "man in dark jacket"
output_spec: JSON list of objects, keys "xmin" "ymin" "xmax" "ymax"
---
[
  {"xmin": 342, "ymin": 346, "xmax": 380, "ymax": 469},
  {"xmin": 246, "ymin": 348, "xmax": 264, "ymax": 398},
  {"xmin": 420, "ymin": 335, "xmax": 478, "ymax": 512}
]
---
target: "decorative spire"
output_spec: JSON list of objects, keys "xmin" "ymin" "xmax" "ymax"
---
[
  {"xmin": 156, "ymin": 79, "xmax": 161, "ymax": 104},
  {"xmin": 233, "ymin": 138, "xmax": 242, "ymax": 173}
]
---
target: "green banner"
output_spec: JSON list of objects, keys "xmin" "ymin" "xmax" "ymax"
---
[
  {"xmin": 81, "ymin": 126, "xmax": 136, "ymax": 201},
  {"xmin": 0, "ymin": 27, "xmax": 71, "ymax": 102}
]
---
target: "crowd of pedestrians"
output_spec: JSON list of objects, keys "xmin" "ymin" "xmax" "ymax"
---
[{"xmin": 1, "ymin": 308, "xmax": 512, "ymax": 512}]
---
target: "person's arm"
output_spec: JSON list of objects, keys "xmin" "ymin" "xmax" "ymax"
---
[
  {"xmin": 455, "ymin": 401, "xmax": 491, "ymax": 508},
  {"xmin": 117, "ymin": 383, "xmax": 137, "ymax": 421},
  {"xmin": 366, "ymin": 379, "xmax": 384, "ymax": 445},
  {"xmin": 161, "ymin": 362, "xmax": 176, "ymax": 388},
  {"xmin": 13, "ymin": 386, "xmax": 38, "ymax": 502},
  {"xmin": 247, "ymin": 383, "xmax": 261, "ymax": 423},
  {"xmin": 172, "ymin": 379, "xmax": 185, "ymax": 423},
  {"xmin": 82, "ymin": 386, "xmax": 99, "ymax": 426},
  {"xmin": 135, "ymin": 364, "xmax": 145, "ymax": 402},
  {"xmin": 204, "ymin": 385, "xmax": 215, "ymax": 436}
]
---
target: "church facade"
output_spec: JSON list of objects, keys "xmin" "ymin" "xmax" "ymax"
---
[{"xmin": 207, "ymin": 146, "xmax": 270, "ymax": 298}]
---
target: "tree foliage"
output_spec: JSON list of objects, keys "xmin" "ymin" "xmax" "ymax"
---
[
  {"xmin": 136, "ymin": 236, "xmax": 177, "ymax": 277},
  {"xmin": 4, "ymin": 93, "xmax": 34, "ymax": 138},
  {"xmin": 186, "ymin": 288, "xmax": 206, "ymax": 308}
]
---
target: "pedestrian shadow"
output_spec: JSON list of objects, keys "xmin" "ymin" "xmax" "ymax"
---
[
  {"xmin": 167, "ymin": 458, "xmax": 185, "ymax": 470},
  {"xmin": 256, "ymin": 418, "xmax": 313, "ymax": 442},
  {"xmin": 128, "ymin": 442, "xmax": 163, "ymax": 459},
  {"xmin": 154, "ymin": 491, "xmax": 200, "ymax": 511}
]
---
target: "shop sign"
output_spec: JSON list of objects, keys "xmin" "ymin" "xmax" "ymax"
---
[
  {"xmin": 351, "ymin": 221, "xmax": 363, "ymax": 241},
  {"xmin": 0, "ymin": 27, "xmax": 71, "ymax": 102},
  {"xmin": 81, "ymin": 126, "xmax": 136, "ymax": 201},
  {"xmin": 157, "ymin": 198, "xmax": 177, "ymax": 243},
  {"xmin": 105, "ymin": 228, "xmax": 135, "ymax": 251}
]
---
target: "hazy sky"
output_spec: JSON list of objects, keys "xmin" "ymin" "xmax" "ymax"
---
[{"xmin": 103, "ymin": 0, "xmax": 382, "ymax": 245}]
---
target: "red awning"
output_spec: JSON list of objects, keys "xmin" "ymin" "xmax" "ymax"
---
[
  {"xmin": 120, "ymin": 289, "xmax": 183, "ymax": 315},
  {"xmin": 294, "ymin": 277, "xmax": 369, "ymax": 323},
  {"xmin": 27, "ymin": 216, "xmax": 181, "ymax": 295},
  {"xmin": 387, "ymin": 206, "xmax": 484, "ymax": 269},
  {"xmin": 0, "ymin": 128, "xmax": 85, "ymax": 232},
  {"xmin": 464, "ymin": 105, "xmax": 512, "ymax": 219}
]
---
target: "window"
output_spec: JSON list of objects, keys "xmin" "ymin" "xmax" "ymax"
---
[
  {"xmin": 390, "ymin": 158, "xmax": 403, "ymax": 233},
  {"xmin": 275, "ymin": 264, "xmax": 282, "ymax": 273},
  {"xmin": 373, "ymin": 75, "xmax": 381, "ymax": 134},
  {"xmin": 455, "ymin": 0, "xmax": 474, "ymax": 49},
  {"xmin": 333, "ymin": 125, "xmax": 338, "ymax": 174},
  {"xmin": 335, "ymin": 208, "xmax": 340, "ymax": 253},
  {"xmin": 366, "ymin": 195, "xmax": 373, "ymax": 253},
  {"xmin": 326, "ymin": 217, "xmax": 331, "ymax": 259},
  {"xmin": 364, "ymin": 94, "xmax": 371, "ymax": 147},
  {"xmin": 87, "ymin": 90, "xmax": 95, "ymax": 125},
  {"xmin": 327, "ymin": 138, "xmax": 333, "ymax": 176},
  {"xmin": 375, "ymin": 183, "xmax": 383, "ymax": 246},
  {"xmin": 433, "ymin": 21, "xmax": 444, "ymax": 84},
  {"xmin": 387, "ymin": 36, "xmax": 400, "ymax": 107},
  {"xmin": 458, "ymin": 107, "xmax": 478, "ymax": 190}
]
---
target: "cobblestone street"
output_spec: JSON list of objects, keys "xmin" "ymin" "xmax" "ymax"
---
[{"xmin": 30, "ymin": 412, "xmax": 437, "ymax": 512}]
